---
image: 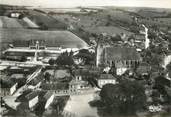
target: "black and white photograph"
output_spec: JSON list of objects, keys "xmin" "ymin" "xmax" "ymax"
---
[{"xmin": 0, "ymin": 0, "xmax": 171, "ymax": 117}]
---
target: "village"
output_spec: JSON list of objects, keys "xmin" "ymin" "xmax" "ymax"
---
[{"xmin": 0, "ymin": 3, "xmax": 171, "ymax": 117}]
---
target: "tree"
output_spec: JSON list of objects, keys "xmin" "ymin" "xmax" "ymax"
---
[
  {"xmin": 0, "ymin": 6, "xmax": 6, "ymax": 16},
  {"xmin": 44, "ymin": 72, "xmax": 51, "ymax": 82},
  {"xmin": 38, "ymin": 22, "xmax": 48, "ymax": 30},
  {"xmin": 154, "ymin": 76, "xmax": 170, "ymax": 95},
  {"xmin": 20, "ymin": 56, "xmax": 27, "ymax": 62},
  {"xmin": 148, "ymin": 31, "xmax": 157, "ymax": 40},
  {"xmin": 111, "ymin": 34, "xmax": 122, "ymax": 42},
  {"xmin": 56, "ymin": 52, "xmax": 74, "ymax": 66},
  {"xmin": 166, "ymin": 63, "xmax": 171, "ymax": 71},
  {"xmin": 75, "ymin": 49, "xmax": 95, "ymax": 65},
  {"xmin": 18, "ymin": 14, "xmax": 24, "ymax": 19},
  {"xmin": 100, "ymin": 80, "xmax": 146, "ymax": 115},
  {"xmin": 48, "ymin": 58, "xmax": 55, "ymax": 65}
]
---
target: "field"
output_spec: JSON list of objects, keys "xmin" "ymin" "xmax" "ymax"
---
[
  {"xmin": 52, "ymin": 8, "xmax": 134, "ymax": 33},
  {"xmin": 84, "ymin": 26, "xmax": 133, "ymax": 36},
  {"xmin": 0, "ymin": 16, "xmax": 23, "ymax": 28},
  {"xmin": 0, "ymin": 28, "xmax": 88, "ymax": 49},
  {"xmin": 27, "ymin": 10, "xmax": 68, "ymax": 30},
  {"xmin": 0, "ymin": 16, "xmax": 41, "ymax": 29}
]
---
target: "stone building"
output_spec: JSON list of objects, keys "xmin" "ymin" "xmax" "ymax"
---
[
  {"xmin": 97, "ymin": 74, "xmax": 117, "ymax": 88},
  {"xmin": 96, "ymin": 46, "xmax": 141, "ymax": 75}
]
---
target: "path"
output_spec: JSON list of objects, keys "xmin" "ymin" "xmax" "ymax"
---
[{"xmin": 23, "ymin": 17, "xmax": 39, "ymax": 28}]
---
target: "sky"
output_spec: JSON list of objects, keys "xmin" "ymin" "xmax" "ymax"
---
[{"xmin": 0, "ymin": 0, "xmax": 171, "ymax": 8}]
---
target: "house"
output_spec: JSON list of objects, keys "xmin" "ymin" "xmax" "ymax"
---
[
  {"xmin": 16, "ymin": 90, "xmax": 54, "ymax": 110},
  {"xmin": 7, "ymin": 66, "xmax": 24, "ymax": 75},
  {"xmin": 73, "ymin": 69, "xmax": 84, "ymax": 81},
  {"xmin": 136, "ymin": 62, "xmax": 151, "ymax": 76},
  {"xmin": 11, "ymin": 74, "xmax": 25, "ymax": 79},
  {"xmin": 69, "ymin": 80, "xmax": 89, "ymax": 92},
  {"xmin": 97, "ymin": 46, "xmax": 141, "ymax": 75},
  {"xmin": 75, "ymin": 66, "xmax": 101, "ymax": 77},
  {"xmin": 97, "ymin": 74, "xmax": 117, "ymax": 88},
  {"xmin": 127, "ymin": 34, "xmax": 146, "ymax": 51},
  {"xmin": 25, "ymin": 91, "xmax": 40, "ymax": 109},
  {"xmin": 44, "ymin": 91, "xmax": 54, "ymax": 109},
  {"xmin": 69, "ymin": 69, "xmax": 90, "ymax": 91},
  {"xmin": 10, "ymin": 12, "xmax": 21, "ymax": 18}
]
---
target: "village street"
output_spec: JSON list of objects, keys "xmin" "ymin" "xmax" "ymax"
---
[{"xmin": 64, "ymin": 88, "xmax": 99, "ymax": 117}]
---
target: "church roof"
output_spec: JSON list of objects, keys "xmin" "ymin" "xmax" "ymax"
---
[{"xmin": 104, "ymin": 47, "xmax": 141, "ymax": 61}]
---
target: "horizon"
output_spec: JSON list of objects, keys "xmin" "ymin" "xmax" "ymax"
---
[{"xmin": 0, "ymin": 0, "xmax": 171, "ymax": 9}]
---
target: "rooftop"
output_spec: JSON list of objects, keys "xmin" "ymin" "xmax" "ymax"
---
[
  {"xmin": 104, "ymin": 47, "xmax": 141, "ymax": 61},
  {"xmin": 99, "ymin": 74, "xmax": 116, "ymax": 80},
  {"xmin": 69, "ymin": 80, "xmax": 87, "ymax": 85},
  {"xmin": 41, "ymin": 82, "xmax": 68, "ymax": 90},
  {"xmin": 11, "ymin": 74, "xmax": 25, "ymax": 79},
  {"xmin": 43, "ymin": 91, "xmax": 54, "ymax": 100},
  {"xmin": 25, "ymin": 90, "xmax": 41, "ymax": 100}
]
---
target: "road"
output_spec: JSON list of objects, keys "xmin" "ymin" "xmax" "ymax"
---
[{"xmin": 64, "ymin": 88, "xmax": 99, "ymax": 117}]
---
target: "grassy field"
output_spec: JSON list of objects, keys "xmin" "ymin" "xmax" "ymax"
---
[
  {"xmin": 27, "ymin": 10, "xmax": 68, "ymax": 30},
  {"xmin": 0, "ymin": 28, "xmax": 88, "ymax": 49},
  {"xmin": 0, "ymin": 16, "xmax": 23, "ymax": 28},
  {"xmin": 84, "ymin": 26, "xmax": 133, "ymax": 36}
]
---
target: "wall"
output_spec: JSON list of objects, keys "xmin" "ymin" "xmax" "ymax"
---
[
  {"xmin": 98, "ymin": 79, "xmax": 116, "ymax": 88},
  {"xmin": 10, "ymin": 83, "xmax": 17, "ymax": 95},
  {"xmin": 29, "ymin": 96, "xmax": 38, "ymax": 109},
  {"xmin": 116, "ymin": 67, "xmax": 128, "ymax": 75},
  {"xmin": 45, "ymin": 94, "xmax": 54, "ymax": 109}
]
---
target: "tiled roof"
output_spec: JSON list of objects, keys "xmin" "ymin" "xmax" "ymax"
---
[
  {"xmin": 11, "ymin": 74, "xmax": 25, "ymax": 79},
  {"xmin": 25, "ymin": 90, "xmax": 41, "ymax": 100},
  {"xmin": 73, "ymin": 69, "xmax": 87, "ymax": 76},
  {"xmin": 16, "ymin": 89, "xmax": 32, "ymax": 102},
  {"xmin": 136, "ymin": 63, "xmax": 151, "ymax": 74},
  {"xmin": 99, "ymin": 74, "xmax": 116, "ymax": 80},
  {"xmin": 43, "ymin": 91, "xmax": 54, "ymax": 100},
  {"xmin": 41, "ymin": 83, "xmax": 68, "ymax": 90},
  {"xmin": 104, "ymin": 47, "xmax": 141, "ymax": 61},
  {"xmin": 69, "ymin": 80, "xmax": 87, "ymax": 85},
  {"xmin": 135, "ymin": 34, "xmax": 145, "ymax": 40},
  {"xmin": 17, "ymin": 90, "xmax": 47, "ymax": 102}
]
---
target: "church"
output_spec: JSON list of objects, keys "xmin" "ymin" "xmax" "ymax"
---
[{"xmin": 96, "ymin": 45, "xmax": 142, "ymax": 75}]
